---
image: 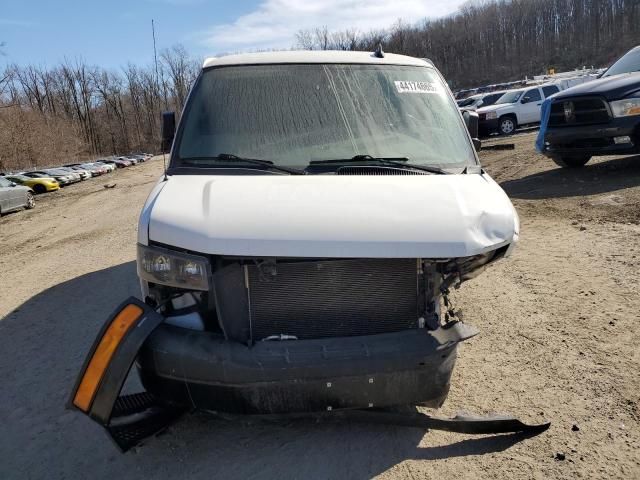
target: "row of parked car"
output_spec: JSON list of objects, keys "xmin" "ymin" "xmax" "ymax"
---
[
  {"xmin": 457, "ymin": 82, "xmax": 582, "ymax": 136},
  {"xmin": 0, "ymin": 154, "xmax": 153, "ymax": 216},
  {"xmin": 476, "ymin": 83, "xmax": 566, "ymax": 136},
  {"xmin": 460, "ymin": 44, "xmax": 640, "ymax": 170}
]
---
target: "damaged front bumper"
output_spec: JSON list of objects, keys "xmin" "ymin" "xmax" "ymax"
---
[
  {"xmin": 136, "ymin": 320, "xmax": 478, "ymax": 414},
  {"xmin": 69, "ymin": 298, "xmax": 550, "ymax": 452}
]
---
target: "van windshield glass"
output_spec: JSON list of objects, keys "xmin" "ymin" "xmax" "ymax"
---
[{"xmin": 175, "ymin": 64, "xmax": 476, "ymax": 169}]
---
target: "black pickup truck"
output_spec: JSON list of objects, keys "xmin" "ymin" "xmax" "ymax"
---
[{"xmin": 540, "ymin": 45, "xmax": 640, "ymax": 168}]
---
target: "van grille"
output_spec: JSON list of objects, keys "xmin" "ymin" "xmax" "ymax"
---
[
  {"xmin": 246, "ymin": 259, "xmax": 419, "ymax": 340},
  {"xmin": 548, "ymin": 97, "xmax": 610, "ymax": 126}
]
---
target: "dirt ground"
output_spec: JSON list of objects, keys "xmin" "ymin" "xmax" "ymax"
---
[{"xmin": 1, "ymin": 139, "xmax": 639, "ymax": 479}]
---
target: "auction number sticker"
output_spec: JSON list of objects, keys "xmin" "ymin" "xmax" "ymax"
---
[{"xmin": 394, "ymin": 81, "xmax": 438, "ymax": 94}]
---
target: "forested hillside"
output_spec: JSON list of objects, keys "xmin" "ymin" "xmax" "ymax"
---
[
  {"xmin": 1, "ymin": 0, "xmax": 638, "ymax": 171},
  {"xmin": 297, "ymin": 0, "xmax": 639, "ymax": 87}
]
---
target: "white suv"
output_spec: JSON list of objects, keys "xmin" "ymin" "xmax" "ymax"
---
[{"xmin": 477, "ymin": 84, "xmax": 561, "ymax": 135}]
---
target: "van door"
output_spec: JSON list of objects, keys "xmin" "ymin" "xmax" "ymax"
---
[{"xmin": 519, "ymin": 88, "xmax": 543, "ymax": 124}]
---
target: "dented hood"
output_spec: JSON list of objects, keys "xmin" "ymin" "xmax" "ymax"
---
[{"xmin": 146, "ymin": 173, "xmax": 518, "ymax": 258}]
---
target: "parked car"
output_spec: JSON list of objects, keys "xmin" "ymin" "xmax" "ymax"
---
[
  {"xmin": 63, "ymin": 164, "xmax": 92, "ymax": 180},
  {"xmin": 80, "ymin": 162, "xmax": 109, "ymax": 176},
  {"xmin": 22, "ymin": 170, "xmax": 77, "ymax": 186},
  {"xmin": 94, "ymin": 160, "xmax": 116, "ymax": 172},
  {"xmin": 117, "ymin": 157, "xmax": 138, "ymax": 166},
  {"xmin": 70, "ymin": 50, "xmax": 532, "ymax": 450},
  {"xmin": 477, "ymin": 83, "xmax": 562, "ymax": 135},
  {"xmin": 44, "ymin": 168, "xmax": 82, "ymax": 183},
  {"xmin": 538, "ymin": 45, "xmax": 640, "ymax": 167},
  {"xmin": 0, "ymin": 176, "xmax": 35, "ymax": 215},
  {"xmin": 98, "ymin": 158, "xmax": 129, "ymax": 168},
  {"xmin": 3, "ymin": 174, "xmax": 59, "ymax": 194},
  {"xmin": 457, "ymin": 91, "xmax": 506, "ymax": 111}
]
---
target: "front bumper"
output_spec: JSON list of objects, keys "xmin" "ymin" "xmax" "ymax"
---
[
  {"xmin": 479, "ymin": 118, "xmax": 499, "ymax": 136},
  {"xmin": 69, "ymin": 298, "xmax": 550, "ymax": 452},
  {"xmin": 137, "ymin": 322, "xmax": 478, "ymax": 414},
  {"xmin": 543, "ymin": 116, "xmax": 640, "ymax": 157}
]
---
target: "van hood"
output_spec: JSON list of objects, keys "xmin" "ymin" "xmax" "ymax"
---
[
  {"xmin": 555, "ymin": 72, "xmax": 640, "ymax": 101},
  {"xmin": 146, "ymin": 173, "xmax": 518, "ymax": 258}
]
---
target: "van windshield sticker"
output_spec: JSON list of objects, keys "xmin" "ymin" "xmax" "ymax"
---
[{"xmin": 394, "ymin": 81, "xmax": 438, "ymax": 94}]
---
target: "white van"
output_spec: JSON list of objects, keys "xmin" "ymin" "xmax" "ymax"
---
[{"xmin": 70, "ymin": 50, "xmax": 540, "ymax": 451}]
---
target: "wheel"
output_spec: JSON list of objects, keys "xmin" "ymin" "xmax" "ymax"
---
[
  {"xmin": 25, "ymin": 192, "xmax": 35, "ymax": 209},
  {"xmin": 33, "ymin": 184, "xmax": 46, "ymax": 194},
  {"xmin": 498, "ymin": 116, "xmax": 516, "ymax": 135},
  {"xmin": 550, "ymin": 155, "xmax": 591, "ymax": 168}
]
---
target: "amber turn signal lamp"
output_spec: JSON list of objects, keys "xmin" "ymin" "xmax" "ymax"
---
[{"xmin": 73, "ymin": 304, "xmax": 143, "ymax": 412}]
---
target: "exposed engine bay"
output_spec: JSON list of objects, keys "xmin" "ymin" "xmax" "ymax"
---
[{"xmin": 146, "ymin": 246, "xmax": 509, "ymax": 344}]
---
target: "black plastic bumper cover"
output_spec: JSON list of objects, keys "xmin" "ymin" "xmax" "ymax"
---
[
  {"xmin": 543, "ymin": 116, "xmax": 640, "ymax": 157},
  {"xmin": 137, "ymin": 322, "xmax": 479, "ymax": 414},
  {"xmin": 70, "ymin": 299, "xmax": 551, "ymax": 452},
  {"xmin": 479, "ymin": 118, "xmax": 500, "ymax": 136}
]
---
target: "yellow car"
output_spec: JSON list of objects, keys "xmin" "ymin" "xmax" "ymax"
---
[{"xmin": 5, "ymin": 174, "xmax": 60, "ymax": 194}]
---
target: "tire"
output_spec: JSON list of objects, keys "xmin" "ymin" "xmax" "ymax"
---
[
  {"xmin": 33, "ymin": 184, "xmax": 46, "ymax": 194},
  {"xmin": 25, "ymin": 192, "xmax": 35, "ymax": 209},
  {"xmin": 498, "ymin": 115, "xmax": 517, "ymax": 135},
  {"xmin": 550, "ymin": 155, "xmax": 591, "ymax": 168}
]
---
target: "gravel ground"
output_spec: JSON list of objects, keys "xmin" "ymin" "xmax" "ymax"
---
[{"xmin": 1, "ymin": 142, "xmax": 639, "ymax": 479}]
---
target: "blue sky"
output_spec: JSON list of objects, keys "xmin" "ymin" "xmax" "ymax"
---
[{"xmin": 1, "ymin": 0, "xmax": 467, "ymax": 69}]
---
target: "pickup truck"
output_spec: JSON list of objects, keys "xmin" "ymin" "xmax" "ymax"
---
[
  {"xmin": 477, "ymin": 84, "xmax": 562, "ymax": 135},
  {"xmin": 69, "ymin": 50, "xmax": 546, "ymax": 451},
  {"xmin": 539, "ymin": 45, "xmax": 640, "ymax": 168},
  {"xmin": 456, "ymin": 90, "xmax": 505, "ymax": 111}
]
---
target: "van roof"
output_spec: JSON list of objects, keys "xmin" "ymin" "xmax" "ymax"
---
[{"xmin": 202, "ymin": 50, "xmax": 433, "ymax": 69}]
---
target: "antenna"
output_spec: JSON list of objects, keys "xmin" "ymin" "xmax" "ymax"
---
[
  {"xmin": 152, "ymin": 19, "xmax": 160, "ymax": 92},
  {"xmin": 152, "ymin": 19, "xmax": 169, "ymax": 181},
  {"xmin": 162, "ymin": 148, "xmax": 168, "ymax": 181}
]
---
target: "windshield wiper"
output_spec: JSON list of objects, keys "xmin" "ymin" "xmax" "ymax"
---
[
  {"xmin": 309, "ymin": 155, "xmax": 450, "ymax": 174},
  {"xmin": 180, "ymin": 154, "xmax": 306, "ymax": 175}
]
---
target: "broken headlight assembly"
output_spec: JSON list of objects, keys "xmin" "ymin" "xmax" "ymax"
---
[{"xmin": 137, "ymin": 244, "xmax": 210, "ymax": 291}]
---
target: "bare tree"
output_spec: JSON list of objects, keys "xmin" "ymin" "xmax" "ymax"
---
[{"xmin": 2, "ymin": 0, "xmax": 639, "ymax": 172}]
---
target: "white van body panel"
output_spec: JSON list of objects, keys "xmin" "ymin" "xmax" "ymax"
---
[{"xmin": 146, "ymin": 173, "xmax": 518, "ymax": 258}]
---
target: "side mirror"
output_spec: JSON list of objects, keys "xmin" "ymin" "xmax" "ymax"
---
[
  {"xmin": 462, "ymin": 110, "xmax": 481, "ymax": 151},
  {"xmin": 161, "ymin": 111, "xmax": 176, "ymax": 153},
  {"xmin": 521, "ymin": 96, "xmax": 531, "ymax": 104},
  {"xmin": 10, "ymin": 182, "xmax": 17, "ymax": 187}
]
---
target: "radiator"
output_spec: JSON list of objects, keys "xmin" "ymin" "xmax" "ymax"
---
[{"xmin": 246, "ymin": 258, "xmax": 419, "ymax": 340}]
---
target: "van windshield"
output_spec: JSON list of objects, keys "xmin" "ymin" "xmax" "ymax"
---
[{"xmin": 174, "ymin": 64, "xmax": 476, "ymax": 170}]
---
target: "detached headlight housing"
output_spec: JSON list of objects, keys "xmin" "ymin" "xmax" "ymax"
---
[
  {"xmin": 610, "ymin": 95, "xmax": 640, "ymax": 118},
  {"xmin": 137, "ymin": 244, "xmax": 210, "ymax": 291},
  {"xmin": 485, "ymin": 111, "xmax": 497, "ymax": 120}
]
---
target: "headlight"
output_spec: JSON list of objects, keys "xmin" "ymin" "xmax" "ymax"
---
[
  {"xmin": 485, "ymin": 111, "xmax": 497, "ymax": 120},
  {"xmin": 137, "ymin": 244, "xmax": 210, "ymax": 291},
  {"xmin": 610, "ymin": 96, "xmax": 640, "ymax": 117}
]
